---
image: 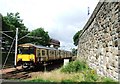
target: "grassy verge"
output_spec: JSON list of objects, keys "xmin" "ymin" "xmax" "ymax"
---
[{"xmin": 25, "ymin": 60, "xmax": 117, "ymax": 83}]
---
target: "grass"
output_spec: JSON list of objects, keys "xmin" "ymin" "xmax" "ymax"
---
[
  {"xmin": 28, "ymin": 79, "xmax": 51, "ymax": 82},
  {"xmin": 25, "ymin": 60, "xmax": 117, "ymax": 83}
]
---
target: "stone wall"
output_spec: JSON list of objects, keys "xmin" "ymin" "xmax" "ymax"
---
[{"xmin": 77, "ymin": 1, "xmax": 120, "ymax": 80}]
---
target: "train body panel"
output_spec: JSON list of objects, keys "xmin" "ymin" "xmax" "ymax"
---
[{"xmin": 17, "ymin": 54, "xmax": 35, "ymax": 62}]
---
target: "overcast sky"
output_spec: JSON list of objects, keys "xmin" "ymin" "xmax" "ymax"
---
[{"xmin": 0, "ymin": 0, "xmax": 99, "ymax": 51}]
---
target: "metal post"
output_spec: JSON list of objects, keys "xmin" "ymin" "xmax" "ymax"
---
[
  {"xmin": 14, "ymin": 28, "xmax": 18, "ymax": 67},
  {"xmin": 44, "ymin": 62, "xmax": 46, "ymax": 72}
]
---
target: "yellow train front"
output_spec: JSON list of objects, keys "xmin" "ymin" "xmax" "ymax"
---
[
  {"xmin": 17, "ymin": 43, "xmax": 73, "ymax": 69},
  {"xmin": 17, "ymin": 44, "xmax": 36, "ymax": 69}
]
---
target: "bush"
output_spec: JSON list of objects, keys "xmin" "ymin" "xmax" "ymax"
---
[{"xmin": 61, "ymin": 60, "xmax": 88, "ymax": 73}]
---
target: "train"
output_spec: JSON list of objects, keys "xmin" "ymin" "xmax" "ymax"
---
[{"xmin": 16, "ymin": 43, "xmax": 73, "ymax": 69}]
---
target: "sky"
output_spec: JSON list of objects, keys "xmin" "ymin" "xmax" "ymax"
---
[{"xmin": 0, "ymin": 0, "xmax": 99, "ymax": 51}]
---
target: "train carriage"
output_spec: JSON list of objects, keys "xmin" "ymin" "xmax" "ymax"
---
[{"xmin": 17, "ymin": 43, "xmax": 73, "ymax": 69}]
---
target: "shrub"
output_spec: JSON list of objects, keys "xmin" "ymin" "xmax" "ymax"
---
[{"xmin": 61, "ymin": 60, "xmax": 88, "ymax": 73}]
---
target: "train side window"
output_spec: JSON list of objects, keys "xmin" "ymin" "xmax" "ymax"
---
[
  {"xmin": 52, "ymin": 51, "xmax": 54, "ymax": 55},
  {"xmin": 50, "ymin": 51, "xmax": 52, "ymax": 55},
  {"xmin": 61, "ymin": 51, "xmax": 63, "ymax": 56},
  {"xmin": 42, "ymin": 50, "xmax": 46, "ymax": 56},
  {"xmin": 59, "ymin": 51, "xmax": 61, "ymax": 56}
]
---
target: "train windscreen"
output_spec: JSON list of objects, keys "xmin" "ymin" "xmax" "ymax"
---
[{"xmin": 18, "ymin": 47, "xmax": 34, "ymax": 54}]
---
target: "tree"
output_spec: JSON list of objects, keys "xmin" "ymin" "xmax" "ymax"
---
[
  {"xmin": 71, "ymin": 48, "xmax": 77, "ymax": 56},
  {"xmin": 73, "ymin": 30, "xmax": 82, "ymax": 46},
  {"xmin": 2, "ymin": 12, "xmax": 29, "ymax": 51},
  {"xmin": 29, "ymin": 28, "xmax": 50, "ymax": 46}
]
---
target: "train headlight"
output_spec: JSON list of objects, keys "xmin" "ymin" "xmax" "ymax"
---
[
  {"xmin": 18, "ymin": 58, "xmax": 22, "ymax": 61},
  {"xmin": 30, "ymin": 58, "xmax": 34, "ymax": 61}
]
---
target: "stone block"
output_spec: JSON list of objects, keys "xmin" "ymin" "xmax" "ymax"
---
[
  {"xmin": 106, "ymin": 52, "xmax": 112, "ymax": 57},
  {"xmin": 112, "ymin": 47, "xmax": 118, "ymax": 55}
]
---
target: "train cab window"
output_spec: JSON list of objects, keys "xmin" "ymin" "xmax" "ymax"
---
[
  {"xmin": 18, "ymin": 48, "xmax": 22, "ymax": 54},
  {"xmin": 29, "ymin": 47, "xmax": 34, "ymax": 54},
  {"xmin": 18, "ymin": 47, "xmax": 34, "ymax": 54}
]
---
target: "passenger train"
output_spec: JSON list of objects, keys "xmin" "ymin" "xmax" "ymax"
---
[{"xmin": 17, "ymin": 43, "xmax": 73, "ymax": 69}]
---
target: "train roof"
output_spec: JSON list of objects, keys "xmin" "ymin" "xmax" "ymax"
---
[
  {"xmin": 18, "ymin": 43, "xmax": 72, "ymax": 52},
  {"xmin": 18, "ymin": 43, "xmax": 57, "ymax": 50}
]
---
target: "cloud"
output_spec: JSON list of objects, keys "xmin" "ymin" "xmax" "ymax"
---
[{"xmin": 0, "ymin": 0, "xmax": 99, "ymax": 51}]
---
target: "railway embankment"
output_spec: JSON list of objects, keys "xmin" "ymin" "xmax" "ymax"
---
[
  {"xmin": 25, "ymin": 60, "xmax": 117, "ymax": 82},
  {"xmin": 1, "ymin": 60, "xmax": 118, "ymax": 83}
]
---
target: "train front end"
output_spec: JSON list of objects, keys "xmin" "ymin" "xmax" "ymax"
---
[{"xmin": 17, "ymin": 45, "xmax": 36, "ymax": 69}]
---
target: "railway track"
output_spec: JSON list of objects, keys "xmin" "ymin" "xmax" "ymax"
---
[
  {"xmin": 1, "ymin": 59, "xmax": 69, "ymax": 80},
  {"xmin": 1, "ymin": 67, "xmax": 31, "ymax": 80}
]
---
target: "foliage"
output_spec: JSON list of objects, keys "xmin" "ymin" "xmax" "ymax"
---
[
  {"xmin": 83, "ymin": 70, "xmax": 99, "ymax": 82},
  {"xmin": 29, "ymin": 28, "xmax": 50, "ymax": 46},
  {"xmin": 2, "ymin": 12, "xmax": 29, "ymax": 39},
  {"xmin": 2, "ymin": 12, "xmax": 50, "ymax": 52},
  {"xmin": 73, "ymin": 30, "xmax": 82, "ymax": 46},
  {"xmin": 2, "ymin": 12, "xmax": 29, "ymax": 51},
  {"xmin": 71, "ymin": 48, "xmax": 77, "ymax": 56},
  {"xmin": 61, "ymin": 60, "xmax": 88, "ymax": 73}
]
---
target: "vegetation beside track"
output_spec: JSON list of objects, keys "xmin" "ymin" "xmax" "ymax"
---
[
  {"xmin": 2, "ymin": 52, "xmax": 14, "ymax": 68},
  {"xmin": 25, "ymin": 60, "xmax": 117, "ymax": 83}
]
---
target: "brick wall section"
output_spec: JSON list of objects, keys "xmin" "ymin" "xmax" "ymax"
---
[{"xmin": 77, "ymin": 1, "xmax": 120, "ymax": 80}]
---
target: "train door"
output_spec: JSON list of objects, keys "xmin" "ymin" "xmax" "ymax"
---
[
  {"xmin": 56, "ymin": 50, "xmax": 59, "ymax": 59},
  {"xmin": 48, "ymin": 50, "xmax": 55, "ymax": 60},
  {"xmin": 36, "ymin": 49, "xmax": 41, "ymax": 62},
  {"xmin": 40, "ymin": 49, "xmax": 48, "ymax": 61}
]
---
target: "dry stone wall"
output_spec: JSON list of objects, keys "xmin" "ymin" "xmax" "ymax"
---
[{"xmin": 77, "ymin": 1, "xmax": 120, "ymax": 81}]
